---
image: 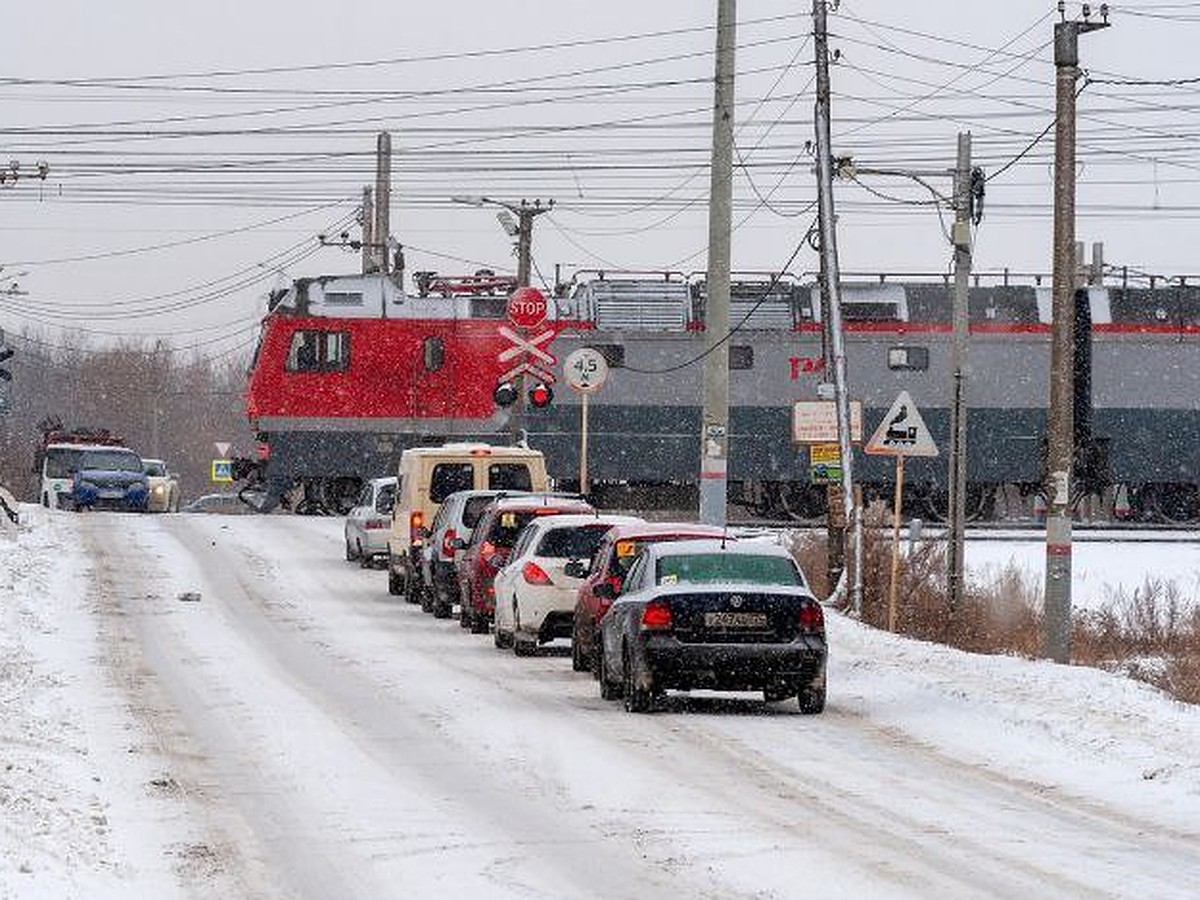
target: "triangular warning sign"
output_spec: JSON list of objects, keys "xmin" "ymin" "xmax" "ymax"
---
[{"xmin": 865, "ymin": 391, "xmax": 939, "ymax": 457}]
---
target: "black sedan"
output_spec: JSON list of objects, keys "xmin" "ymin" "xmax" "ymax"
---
[{"xmin": 596, "ymin": 539, "xmax": 827, "ymax": 714}]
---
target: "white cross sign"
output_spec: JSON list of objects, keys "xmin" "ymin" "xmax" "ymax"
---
[
  {"xmin": 498, "ymin": 326, "xmax": 556, "ymax": 366},
  {"xmin": 500, "ymin": 359, "xmax": 557, "ymax": 385}
]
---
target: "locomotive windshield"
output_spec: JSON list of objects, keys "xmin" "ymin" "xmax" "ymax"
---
[{"xmin": 286, "ymin": 330, "xmax": 350, "ymax": 373}]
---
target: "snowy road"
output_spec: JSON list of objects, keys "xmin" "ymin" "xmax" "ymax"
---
[{"xmin": 4, "ymin": 508, "xmax": 1200, "ymax": 898}]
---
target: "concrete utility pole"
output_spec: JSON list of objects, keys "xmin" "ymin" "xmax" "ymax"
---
[
  {"xmin": 374, "ymin": 132, "xmax": 392, "ymax": 275},
  {"xmin": 361, "ymin": 187, "xmax": 375, "ymax": 275},
  {"xmin": 1044, "ymin": 4, "xmax": 1109, "ymax": 663},
  {"xmin": 813, "ymin": 0, "xmax": 861, "ymax": 611},
  {"xmin": 947, "ymin": 132, "xmax": 973, "ymax": 614},
  {"xmin": 699, "ymin": 0, "xmax": 736, "ymax": 527}
]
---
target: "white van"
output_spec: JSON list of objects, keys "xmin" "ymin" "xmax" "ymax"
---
[
  {"xmin": 41, "ymin": 443, "xmax": 89, "ymax": 509},
  {"xmin": 387, "ymin": 443, "xmax": 548, "ymax": 600}
]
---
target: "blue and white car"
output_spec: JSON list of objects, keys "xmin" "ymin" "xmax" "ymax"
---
[{"xmin": 66, "ymin": 447, "xmax": 150, "ymax": 512}]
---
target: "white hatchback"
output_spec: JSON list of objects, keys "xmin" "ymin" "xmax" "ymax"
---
[
  {"xmin": 493, "ymin": 513, "xmax": 642, "ymax": 655},
  {"xmin": 344, "ymin": 476, "xmax": 398, "ymax": 567}
]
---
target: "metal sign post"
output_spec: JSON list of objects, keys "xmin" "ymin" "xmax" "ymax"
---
[
  {"xmin": 564, "ymin": 348, "xmax": 609, "ymax": 495},
  {"xmin": 865, "ymin": 391, "xmax": 939, "ymax": 631}
]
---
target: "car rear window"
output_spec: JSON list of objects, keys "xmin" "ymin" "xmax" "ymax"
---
[
  {"xmin": 488, "ymin": 463, "xmax": 532, "ymax": 491},
  {"xmin": 655, "ymin": 553, "xmax": 801, "ymax": 587},
  {"xmin": 486, "ymin": 510, "xmax": 541, "ymax": 548},
  {"xmin": 535, "ymin": 523, "xmax": 612, "ymax": 559},
  {"xmin": 430, "ymin": 463, "xmax": 474, "ymax": 502},
  {"xmin": 611, "ymin": 534, "xmax": 717, "ymax": 577},
  {"xmin": 463, "ymin": 495, "xmax": 495, "ymax": 528}
]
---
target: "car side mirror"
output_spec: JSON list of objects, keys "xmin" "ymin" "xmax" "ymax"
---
[
  {"xmin": 564, "ymin": 559, "xmax": 589, "ymax": 579},
  {"xmin": 593, "ymin": 582, "xmax": 616, "ymax": 600}
]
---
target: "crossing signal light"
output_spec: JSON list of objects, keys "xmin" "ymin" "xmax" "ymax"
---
[
  {"xmin": 493, "ymin": 381, "xmax": 518, "ymax": 408},
  {"xmin": 528, "ymin": 382, "xmax": 553, "ymax": 408}
]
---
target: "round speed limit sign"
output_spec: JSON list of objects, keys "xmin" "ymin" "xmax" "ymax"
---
[{"xmin": 564, "ymin": 347, "xmax": 609, "ymax": 393}]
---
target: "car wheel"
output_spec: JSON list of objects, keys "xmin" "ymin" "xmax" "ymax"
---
[
  {"xmin": 402, "ymin": 566, "xmax": 421, "ymax": 605},
  {"xmin": 798, "ymin": 681, "xmax": 826, "ymax": 715},
  {"xmin": 493, "ymin": 626, "xmax": 513, "ymax": 649},
  {"xmin": 598, "ymin": 645, "xmax": 622, "ymax": 701},
  {"xmin": 459, "ymin": 605, "xmax": 473, "ymax": 629},
  {"xmin": 622, "ymin": 648, "xmax": 652, "ymax": 714},
  {"xmin": 764, "ymin": 682, "xmax": 794, "ymax": 704},
  {"xmin": 346, "ymin": 541, "xmax": 355, "ymax": 561},
  {"xmin": 433, "ymin": 598, "xmax": 451, "ymax": 619},
  {"xmin": 469, "ymin": 614, "xmax": 490, "ymax": 635},
  {"xmin": 388, "ymin": 569, "xmax": 404, "ymax": 596},
  {"xmin": 359, "ymin": 545, "xmax": 373, "ymax": 569},
  {"xmin": 420, "ymin": 582, "xmax": 434, "ymax": 613},
  {"xmin": 512, "ymin": 602, "xmax": 537, "ymax": 656},
  {"xmin": 571, "ymin": 633, "xmax": 590, "ymax": 673}
]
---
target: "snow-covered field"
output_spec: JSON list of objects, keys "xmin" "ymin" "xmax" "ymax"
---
[
  {"xmin": 2, "ymin": 505, "xmax": 1199, "ymax": 899},
  {"xmin": 965, "ymin": 530, "xmax": 1200, "ymax": 611}
]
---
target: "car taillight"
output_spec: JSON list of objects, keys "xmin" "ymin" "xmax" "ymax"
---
[
  {"xmin": 640, "ymin": 599, "xmax": 673, "ymax": 631},
  {"xmin": 442, "ymin": 528, "xmax": 457, "ymax": 558},
  {"xmin": 798, "ymin": 601, "xmax": 824, "ymax": 633},
  {"xmin": 410, "ymin": 511, "xmax": 425, "ymax": 546},
  {"xmin": 482, "ymin": 542, "xmax": 506, "ymax": 570},
  {"xmin": 522, "ymin": 561, "xmax": 551, "ymax": 585}
]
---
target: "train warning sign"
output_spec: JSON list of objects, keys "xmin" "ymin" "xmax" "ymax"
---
[{"xmin": 865, "ymin": 391, "xmax": 938, "ymax": 457}]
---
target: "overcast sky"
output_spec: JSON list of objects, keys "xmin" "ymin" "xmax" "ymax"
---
[{"xmin": 1, "ymin": 1, "xmax": 1195, "ymax": 358}]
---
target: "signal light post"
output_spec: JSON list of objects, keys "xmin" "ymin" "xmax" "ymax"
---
[{"xmin": 453, "ymin": 196, "xmax": 554, "ymax": 445}]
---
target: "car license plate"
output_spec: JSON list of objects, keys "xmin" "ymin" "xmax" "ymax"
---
[
  {"xmin": 99, "ymin": 489, "xmax": 124, "ymax": 499},
  {"xmin": 704, "ymin": 611, "xmax": 768, "ymax": 629}
]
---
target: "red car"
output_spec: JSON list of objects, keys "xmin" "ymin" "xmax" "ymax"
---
[
  {"xmin": 457, "ymin": 495, "xmax": 594, "ymax": 634},
  {"xmin": 570, "ymin": 521, "xmax": 726, "ymax": 674}
]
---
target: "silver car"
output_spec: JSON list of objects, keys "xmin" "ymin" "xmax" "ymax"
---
[{"xmin": 344, "ymin": 477, "xmax": 398, "ymax": 567}]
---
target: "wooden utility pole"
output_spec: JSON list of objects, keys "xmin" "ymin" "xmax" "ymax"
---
[
  {"xmin": 699, "ymin": 0, "xmax": 735, "ymax": 527},
  {"xmin": 1044, "ymin": 5, "xmax": 1108, "ymax": 663}
]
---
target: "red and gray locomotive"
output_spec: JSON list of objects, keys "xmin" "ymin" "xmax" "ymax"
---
[{"xmin": 239, "ymin": 268, "xmax": 1200, "ymax": 522}]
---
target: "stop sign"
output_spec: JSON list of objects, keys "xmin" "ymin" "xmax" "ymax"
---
[{"xmin": 507, "ymin": 286, "xmax": 547, "ymax": 329}]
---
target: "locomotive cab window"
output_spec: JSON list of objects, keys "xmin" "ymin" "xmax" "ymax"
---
[
  {"xmin": 286, "ymin": 330, "xmax": 350, "ymax": 373},
  {"xmin": 488, "ymin": 463, "xmax": 533, "ymax": 492},
  {"xmin": 423, "ymin": 336, "xmax": 445, "ymax": 372},
  {"xmin": 887, "ymin": 346, "xmax": 929, "ymax": 371}
]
